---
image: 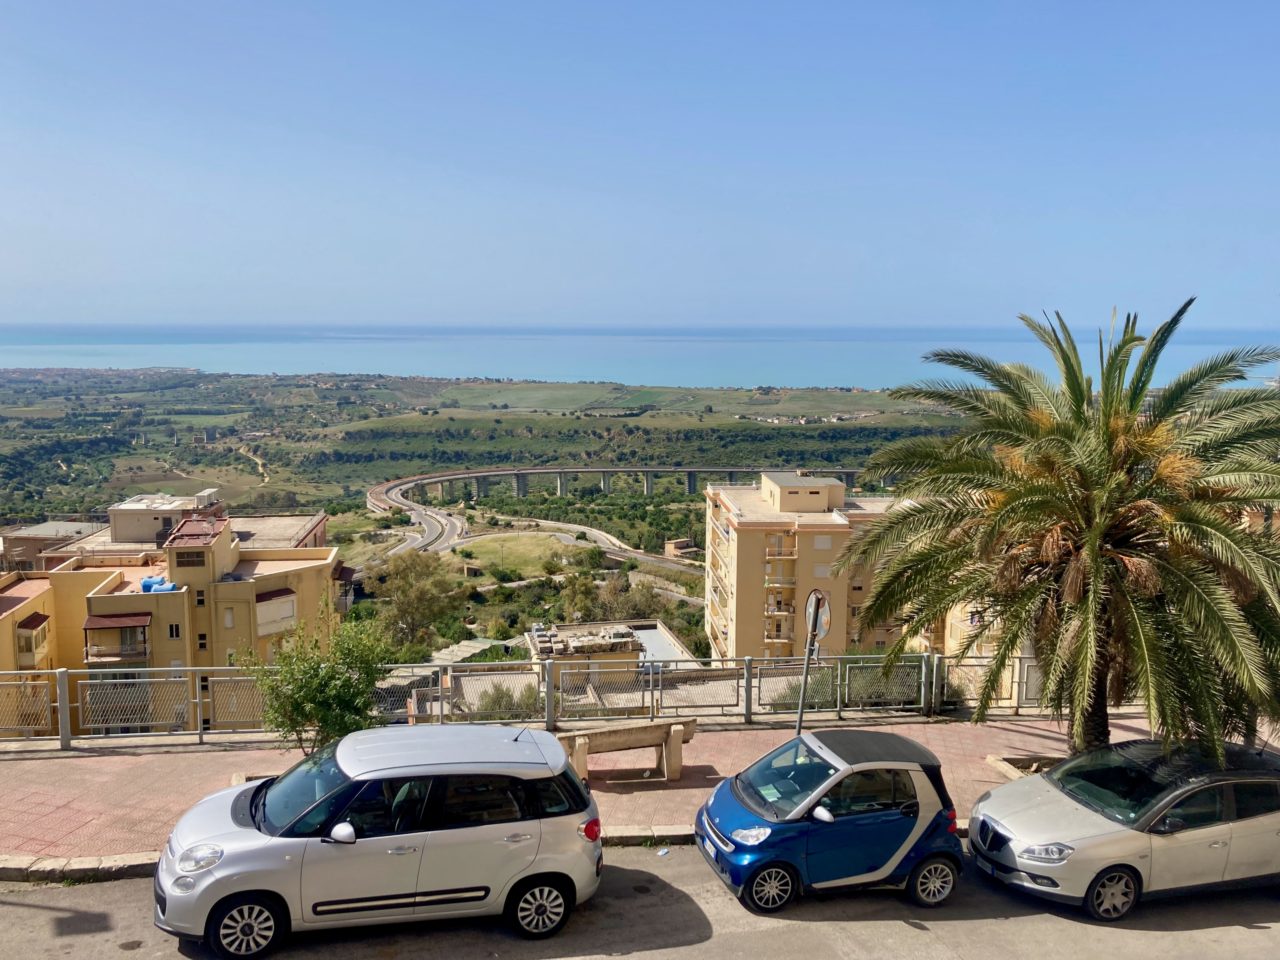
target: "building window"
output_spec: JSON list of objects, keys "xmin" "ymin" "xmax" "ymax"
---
[
  {"xmin": 176, "ymin": 551, "xmax": 205, "ymax": 568},
  {"xmin": 813, "ymin": 564, "xmax": 831, "ymax": 579},
  {"xmin": 195, "ymin": 590, "xmax": 205, "ymax": 607},
  {"xmin": 200, "ymin": 676, "xmax": 209, "ymax": 691},
  {"xmin": 223, "ymin": 608, "xmax": 234, "ymax": 629},
  {"xmin": 168, "ymin": 623, "xmax": 181, "ymax": 640},
  {"xmin": 813, "ymin": 535, "xmax": 832, "ymax": 550},
  {"xmin": 197, "ymin": 633, "xmax": 208, "ymax": 650}
]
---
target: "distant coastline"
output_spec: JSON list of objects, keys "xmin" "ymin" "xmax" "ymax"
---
[{"xmin": 0, "ymin": 323, "xmax": 1265, "ymax": 389}]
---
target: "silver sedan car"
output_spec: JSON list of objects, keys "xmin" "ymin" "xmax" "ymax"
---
[
  {"xmin": 970, "ymin": 739, "xmax": 1280, "ymax": 921},
  {"xmin": 154, "ymin": 725, "xmax": 603, "ymax": 958}
]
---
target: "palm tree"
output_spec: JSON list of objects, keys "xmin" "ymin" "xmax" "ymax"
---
[{"xmin": 836, "ymin": 299, "xmax": 1280, "ymax": 752}]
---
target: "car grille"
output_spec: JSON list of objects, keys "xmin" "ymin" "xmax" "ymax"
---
[
  {"xmin": 703, "ymin": 811, "xmax": 734, "ymax": 853},
  {"xmin": 976, "ymin": 817, "xmax": 1011, "ymax": 854}
]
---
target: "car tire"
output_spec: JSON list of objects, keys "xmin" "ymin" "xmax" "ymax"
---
[
  {"xmin": 739, "ymin": 863, "xmax": 799, "ymax": 914},
  {"xmin": 505, "ymin": 877, "xmax": 574, "ymax": 939},
  {"xmin": 205, "ymin": 893, "xmax": 287, "ymax": 960},
  {"xmin": 1084, "ymin": 866, "xmax": 1140, "ymax": 922},
  {"xmin": 906, "ymin": 856, "xmax": 958, "ymax": 908}
]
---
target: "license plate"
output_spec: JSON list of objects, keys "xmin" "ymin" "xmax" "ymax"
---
[{"xmin": 702, "ymin": 837, "xmax": 716, "ymax": 861}]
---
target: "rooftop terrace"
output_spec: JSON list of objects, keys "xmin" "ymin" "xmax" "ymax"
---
[{"xmin": 0, "ymin": 578, "xmax": 52, "ymax": 617}]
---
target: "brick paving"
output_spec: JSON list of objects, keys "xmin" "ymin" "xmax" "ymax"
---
[{"xmin": 0, "ymin": 715, "xmax": 1155, "ymax": 858}]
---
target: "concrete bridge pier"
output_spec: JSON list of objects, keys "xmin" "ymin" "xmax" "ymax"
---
[
  {"xmin": 428, "ymin": 482, "xmax": 445, "ymax": 501},
  {"xmin": 845, "ymin": 472, "xmax": 859, "ymax": 489},
  {"xmin": 727, "ymin": 471, "xmax": 740, "ymax": 484},
  {"xmin": 476, "ymin": 476, "xmax": 490, "ymax": 498},
  {"xmin": 556, "ymin": 472, "xmax": 570, "ymax": 497},
  {"xmin": 514, "ymin": 473, "xmax": 528, "ymax": 498},
  {"xmin": 642, "ymin": 472, "xmax": 654, "ymax": 496},
  {"xmin": 600, "ymin": 472, "xmax": 612, "ymax": 494},
  {"xmin": 685, "ymin": 471, "xmax": 698, "ymax": 494}
]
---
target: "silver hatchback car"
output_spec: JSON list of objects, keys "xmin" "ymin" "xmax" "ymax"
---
[{"xmin": 154, "ymin": 725, "xmax": 603, "ymax": 958}]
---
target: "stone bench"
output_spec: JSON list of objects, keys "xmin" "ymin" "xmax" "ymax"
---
[{"xmin": 556, "ymin": 718, "xmax": 698, "ymax": 782}]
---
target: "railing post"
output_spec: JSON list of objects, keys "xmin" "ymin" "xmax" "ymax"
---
[
  {"xmin": 919, "ymin": 654, "xmax": 928, "ymax": 716},
  {"xmin": 544, "ymin": 660, "xmax": 556, "ymax": 731},
  {"xmin": 55, "ymin": 669, "xmax": 71, "ymax": 750},
  {"xmin": 195, "ymin": 668, "xmax": 205, "ymax": 744},
  {"xmin": 1011, "ymin": 658, "xmax": 1022, "ymax": 716},
  {"xmin": 742, "ymin": 656, "xmax": 753, "ymax": 724},
  {"xmin": 439, "ymin": 666, "xmax": 449, "ymax": 724},
  {"xmin": 836, "ymin": 656, "xmax": 844, "ymax": 720},
  {"xmin": 648, "ymin": 666, "xmax": 656, "ymax": 721}
]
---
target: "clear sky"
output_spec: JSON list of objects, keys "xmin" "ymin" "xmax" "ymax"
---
[{"xmin": 1, "ymin": 1, "xmax": 1277, "ymax": 331}]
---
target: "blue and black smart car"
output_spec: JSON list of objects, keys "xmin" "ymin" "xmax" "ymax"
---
[{"xmin": 694, "ymin": 729, "xmax": 963, "ymax": 913}]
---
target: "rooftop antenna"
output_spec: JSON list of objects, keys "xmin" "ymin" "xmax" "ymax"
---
[{"xmin": 513, "ymin": 725, "xmax": 528, "ymax": 742}]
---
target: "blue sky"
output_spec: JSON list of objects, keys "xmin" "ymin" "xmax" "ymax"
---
[{"xmin": 1, "ymin": 2, "xmax": 1277, "ymax": 331}]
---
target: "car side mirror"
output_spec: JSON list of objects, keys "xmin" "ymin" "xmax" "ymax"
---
[
  {"xmin": 812, "ymin": 805, "xmax": 835, "ymax": 824},
  {"xmin": 324, "ymin": 821, "xmax": 357, "ymax": 844},
  {"xmin": 1152, "ymin": 816, "xmax": 1186, "ymax": 836}
]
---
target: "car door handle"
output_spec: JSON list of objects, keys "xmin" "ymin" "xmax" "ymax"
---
[
  {"xmin": 503, "ymin": 833, "xmax": 533, "ymax": 843},
  {"xmin": 1208, "ymin": 841, "xmax": 1228, "ymax": 848},
  {"xmin": 386, "ymin": 845, "xmax": 419, "ymax": 855}
]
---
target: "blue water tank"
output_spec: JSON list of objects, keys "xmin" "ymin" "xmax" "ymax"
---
[{"xmin": 152, "ymin": 581, "xmax": 179, "ymax": 593}]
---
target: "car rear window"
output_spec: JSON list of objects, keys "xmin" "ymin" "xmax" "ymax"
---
[
  {"xmin": 529, "ymin": 772, "xmax": 590, "ymax": 816},
  {"xmin": 1233, "ymin": 781, "xmax": 1280, "ymax": 820}
]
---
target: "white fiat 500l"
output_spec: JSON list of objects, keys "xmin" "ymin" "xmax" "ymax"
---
[
  {"xmin": 154, "ymin": 725, "xmax": 603, "ymax": 958},
  {"xmin": 970, "ymin": 740, "xmax": 1280, "ymax": 921}
]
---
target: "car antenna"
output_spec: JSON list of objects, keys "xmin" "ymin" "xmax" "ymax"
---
[{"xmin": 513, "ymin": 726, "xmax": 528, "ymax": 742}]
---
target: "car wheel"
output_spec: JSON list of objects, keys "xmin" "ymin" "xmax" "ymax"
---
[
  {"xmin": 1085, "ymin": 866, "xmax": 1140, "ymax": 922},
  {"xmin": 907, "ymin": 856, "xmax": 958, "ymax": 907},
  {"xmin": 205, "ymin": 894, "xmax": 286, "ymax": 960},
  {"xmin": 740, "ymin": 863, "xmax": 798, "ymax": 914},
  {"xmin": 506, "ymin": 877, "xmax": 574, "ymax": 939}
]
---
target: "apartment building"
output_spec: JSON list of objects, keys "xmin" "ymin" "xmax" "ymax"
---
[
  {"xmin": 0, "ymin": 520, "xmax": 107, "ymax": 572},
  {"xmin": 704, "ymin": 472, "xmax": 904, "ymax": 659}
]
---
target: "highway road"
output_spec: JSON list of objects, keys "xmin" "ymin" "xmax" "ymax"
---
[{"xmin": 2, "ymin": 847, "xmax": 1276, "ymax": 960}]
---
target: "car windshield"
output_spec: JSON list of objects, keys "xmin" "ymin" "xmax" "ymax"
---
[
  {"xmin": 734, "ymin": 736, "xmax": 837, "ymax": 820},
  {"xmin": 1047, "ymin": 745, "xmax": 1193, "ymax": 825},
  {"xmin": 260, "ymin": 741, "xmax": 351, "ymax": 835}
]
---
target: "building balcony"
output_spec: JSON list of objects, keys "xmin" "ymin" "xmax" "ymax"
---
[
  {"xmin": 763, "ymin": 576, "xmax": 796, "ymax": 587},
  {"xmin": 84, "ymin": 641, "xmax": 150, "ymax": 664}
]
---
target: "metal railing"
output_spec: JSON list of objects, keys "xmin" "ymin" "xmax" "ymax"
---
[{"xmin": 1, "ymin": 654, "xmax": 1064, "ymax": 749}]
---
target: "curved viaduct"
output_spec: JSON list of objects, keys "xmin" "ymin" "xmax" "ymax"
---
[{"xmin": 367, "ymin": 465, "xmax": 861, "ymax": 514}]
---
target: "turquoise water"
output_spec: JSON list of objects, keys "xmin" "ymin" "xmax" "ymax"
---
[{"xmin": 0, "ymin": 324, "xmax": 1269, "ymax": 389}]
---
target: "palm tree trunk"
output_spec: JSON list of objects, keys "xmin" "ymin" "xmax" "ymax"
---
[{"xmin": 1068, "ymin": 661, "xmax": 1111, "ymax": 753}]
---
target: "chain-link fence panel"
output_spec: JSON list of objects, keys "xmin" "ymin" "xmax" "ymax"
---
[
  {"xmin": 940, "ymin": 657, "xmax": 1010, "ymax": 709},
  {"xmin": 756, "ymin": 660, "xmax": 837, "ymax": 714},
  {"xmin": 375, "ymin": 665, "xmax": 443, "ymax": 723},
  {"xmin": 447, "ymin": 665, "xmax": 545, "ymax": 722},
  {"xmin": 208, "ymin": 676, "xmax": 264, "ymax": 730},
  {"xmin": 0, "ymin": 674, "xmax": 54, "ymax": 734},
  {"xmin": 557, "ymin": 665, "xmax": 654, "ymax": 720},
  {"xmin": 653, "ymin": 662, "xmax": 741, "ymax": 716},
  {"xmin": 842, "ymin": 656, "xmax": 925, "ymax": 709},
  {"xmin": 77, "ymin": 676, "xmax": 190, "ymax": 732}
]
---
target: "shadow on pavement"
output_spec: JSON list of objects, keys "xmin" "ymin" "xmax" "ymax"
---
[
  {"xmin": 590, "ymin": 763, "xmax": 723, "ymax": 793},
  {"xmin": 0, "ymin": 896, "xmax": 113, "ymax": 936},
  {"xmin": 776, "ymin": 867, "xmax": 1280, "ymax": 933},
  {"xmin": 181, "ymin": 864, "xmax": 713, "ymax": 958}
]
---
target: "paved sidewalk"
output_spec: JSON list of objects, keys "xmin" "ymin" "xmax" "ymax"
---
[{"xmin": 0, "ymin": 714, "xmax": 1153, "ymax": 859}]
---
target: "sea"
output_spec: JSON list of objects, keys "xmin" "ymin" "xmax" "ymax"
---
[{"xmin": 0, "ymin": 324, "xmax": 1270, "ymax": 389}]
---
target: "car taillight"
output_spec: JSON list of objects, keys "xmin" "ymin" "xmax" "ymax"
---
[
  {"xmin": 578, "ymin": 817, "xmax": 602, "ymax": 842},
  {"xmin": 946, "ymin": 808, "xmax": 958, "ymax": 834}
]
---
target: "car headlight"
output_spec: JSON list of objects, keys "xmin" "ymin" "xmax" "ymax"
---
[
  {"xmin": 1020, "ymin": 842, "xmax": 1074, "ymax": 863},
  {"xmin": 177, "ymin": 843, "xmax": 224, "ymax": 873},
  {"xmin": 170, "ymin": 875, "xmax": 197, "ymax": 894},
  {"xmin": 730, "ymin": 826, "xmax": 771, "ymax": 846}
]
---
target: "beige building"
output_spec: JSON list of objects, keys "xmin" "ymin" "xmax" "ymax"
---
[
  {"xmin": 1, "ymin": 521, "xmax": 107, "ymax": 571},
  {"xmin": 704, "ymin": 472, "xmax": 906, "ymax": 660}
]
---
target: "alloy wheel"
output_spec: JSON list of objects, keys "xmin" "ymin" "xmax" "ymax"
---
[
  {"xmin": 750, "ymin": 866, "xmax": 794, "ymax": 910},
  {"xmin": 916, "ymin": 862, "xmax": 955, "ymax": 904},
  {"xmin": 517, "ymin": 884, "xmax": 567, "ymax": 935},
  {"xmin": 218, "ymin": 903, "xmax": 277, "ymax": 957},
  {"xmin": 1091, "ymin": 870, "xmax": 1136, "ymax": 919}
]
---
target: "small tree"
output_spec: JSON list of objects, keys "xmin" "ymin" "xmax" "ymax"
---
[{"xmin": 250, "ymin": 620, "xmax": 390, "ymax": 754}]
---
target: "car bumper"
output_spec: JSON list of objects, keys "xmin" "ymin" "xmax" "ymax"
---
[
  {"xmin": 152, "ymin": 848, "xmax": 220, "ymax": 939},
  {"xmin": 970, "ymin": 848, "xmax": 1083, "ymax": 906},
  {"xmin": 693, "ymin": 808, "xmax": 763, "ymax": 895}
]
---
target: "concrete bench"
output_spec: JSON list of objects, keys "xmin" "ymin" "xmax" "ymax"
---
[{"xmin": 556, "ymin": 718, "xmax": 698, "ymax": 782}]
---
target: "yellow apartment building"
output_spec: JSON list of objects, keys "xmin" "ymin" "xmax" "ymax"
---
[{"xmin": 704, "ymin": 472, "xmax": 907, "ymax": 660}]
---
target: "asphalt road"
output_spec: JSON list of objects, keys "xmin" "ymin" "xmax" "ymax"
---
[{"xmin": 2, "ymin": 848, "xmax": 1278, "ymax": 960}]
